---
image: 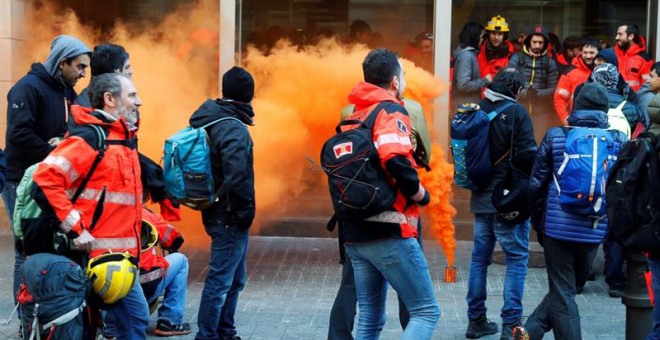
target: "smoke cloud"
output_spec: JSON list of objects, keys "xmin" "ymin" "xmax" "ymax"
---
[{"xmin": 14, "ymin": 0, "xmax": 457, "ymax": 265}]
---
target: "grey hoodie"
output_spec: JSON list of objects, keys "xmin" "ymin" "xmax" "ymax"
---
[{"xmin": 42, "ymin": 35, "xmax": 91, "ymax": 87}]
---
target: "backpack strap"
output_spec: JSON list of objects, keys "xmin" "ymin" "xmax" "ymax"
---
[
  {"xmin": 202, "ymin": 117, "xmax": 242, "ymax": 129},
  {"xmin": 490, "ymin": 101, "xmax": 517, "ymax": 165},
  {"xmin": 70, "ymin": 125, "xmax": 107, "ymax": 204}
]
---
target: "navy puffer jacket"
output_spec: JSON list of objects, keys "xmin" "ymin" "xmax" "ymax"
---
[{"xmin": 529, "ymin": 109, "xmax": 626, "ymax": 244}]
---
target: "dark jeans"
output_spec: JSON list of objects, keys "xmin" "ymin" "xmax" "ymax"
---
[
  {"xmin": 327, "ymin": 221, "xmax": 423, "ymax": 340},
  {"xmin": 195, "ymin": 224, "xmax": 249, "ymax": 340},
  {"xmin": 523, "ymin": 237, "xmax": 598, "ymax": 340},
  {"xmin": 2, "ymin": 182, "xmax": 23, "ymax": 311},
  {"xmin": 604, "ymin": 239, "xmax": 627, "ymax": 291}
]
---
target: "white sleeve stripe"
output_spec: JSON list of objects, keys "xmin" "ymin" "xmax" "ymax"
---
[
  {"xmin": 43, "ymin": 155, "xmax": 80, "ymax": 183},
  {"xmin": 375, "ymin": 133, "xmax": 412, "ymax": 148}
]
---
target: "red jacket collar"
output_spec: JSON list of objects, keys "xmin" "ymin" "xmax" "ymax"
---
[{"xmin": 347, "ymin": 82, "xmax": 402, "ymax": 111}]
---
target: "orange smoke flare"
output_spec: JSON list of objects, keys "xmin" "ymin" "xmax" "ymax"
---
[{"xmin": 15, "ymin": 1, "xmax": 457, "ymax": 259}]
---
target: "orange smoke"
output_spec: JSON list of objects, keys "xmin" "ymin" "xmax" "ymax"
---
[
  {"xmin": 14, "ymin": 1, "xmax": 457, "ymax": 261},
  {"xmin": 420, "ymin": 145, "xmax": 457, "ymax": 266}
]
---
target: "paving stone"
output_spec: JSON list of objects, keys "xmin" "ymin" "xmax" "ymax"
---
[{"xmin": 0, "ymin": 230, "xmax": 629, "ymax": 339}]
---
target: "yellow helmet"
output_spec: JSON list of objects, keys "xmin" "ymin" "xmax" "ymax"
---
[
  {"xmin": 140, "ymin": 219, "xmax": 159, "ymax": 252},
  {"xmin": 86, "ymin": 252, "xmax": 138, "ymax": 304},
  {"xmin": 485, "ymin": 15, "xmax": 510, "ymax": 32}
]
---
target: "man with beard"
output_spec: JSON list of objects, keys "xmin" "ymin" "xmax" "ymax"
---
[
  {"xmin": 614, "ymin": 23, "xmax": 653, "ymax": 91},
  {"xmin": 477, "ymin": 15, "xmax": 515, "ymax": 81},
  {"xmin": 508, "ymin": 26, "xmax": 558, "ymax": 101},
  {"xmin": 554, "ymin": 38, "xmax": 599, "ymax": 124}
]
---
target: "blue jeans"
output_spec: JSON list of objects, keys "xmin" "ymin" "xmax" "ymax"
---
[
  {"xmin": 345, "ymin": 237, "xmax": 440, "ymax": 340},
  {"xmin": 196, "ymin": 224, "xmax": 249, "ymax": 340},
  {"xmin": 103, "ymin": 252, "xmax": 189, "ymax": 337},
  {"xmin": 604, "ymin": 239, "xmax": 627, "ymax": 291},
  {"xmin": 2, "ymin": 182, "xmax": 23, "ymax": 310},
  {"xmin": 154, "ymin": 252, "xmax": 189, "ymax": 324},
  {"xmin": 107, "ymin": 278, "xmax": 149, "ymax": 339},
  {"xmin": 523, "ymin": 237, "xmax": 598, "ymax": 340},
  {"xmin": 328, "ymin": 220, "xmax": 423, "ymax": 340},
  {"xmin": 647, "ymin": 257, "xmax": 660, "ymax": 340},
  {"xmin": 467, "ymin": 213, "xmax": 530, "ymax": 324}
]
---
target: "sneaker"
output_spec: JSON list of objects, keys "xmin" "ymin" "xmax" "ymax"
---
[
  {"xmin": 466, "ymin": 316, "xmax": 499, "ymax": 338},
  {"xmin": 154, "ymin": 319, "xmax": 192, "ymax": 337},
  {"xmin": 609, "ymin": 288, "xmax": 624, "ymax": 298},
  {"xmin": 512, "ymin": 325, "xmax": 530, "ymax": 340},
  {"xmin": 501, "ymin": 320, "xmax": 523, "ymax": 340}
]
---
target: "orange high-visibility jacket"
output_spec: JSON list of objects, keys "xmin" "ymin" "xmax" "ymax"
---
[
  {"xmin": 342, "ymin": 82, "xmax": 422, "ymax": 240},
  {"xmin": 33, "ymin": 105, "xmax": 142, "ymax": 259},
  {"xmin": 554, "ymin": 56, "xmax": 592, "ymax": 121}
]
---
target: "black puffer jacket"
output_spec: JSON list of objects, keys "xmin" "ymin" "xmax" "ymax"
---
[
  {"xmin": 189, "ymin": 99, "xmax": 255, "ymax": 229},
  {"xmin": 507, "ymin": 28, "xmax": 558, "ymax": 99}
]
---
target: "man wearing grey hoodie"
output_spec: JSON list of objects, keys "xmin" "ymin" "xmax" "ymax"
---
[{"xmin": 3, "ymin": 35, "xmax": 90, "ymax": 322}]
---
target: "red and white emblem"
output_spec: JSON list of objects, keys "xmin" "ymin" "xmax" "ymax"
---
[{"xmin": 333, "ymin": 142, "xmax": 353, "ymax": 158}]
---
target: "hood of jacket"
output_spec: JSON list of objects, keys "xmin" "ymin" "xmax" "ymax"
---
[
  {"xmin": 523, "ymin": 25, "xmax": 549, "ymax": 55},
  {"xmin": 347, "ymin": 82, "xmax": 402, "ymax": 110},
  {"xmin": 70, "ymin": 104, "xmax": 136, "ymax": 137},
  {"xmin": 567, "ymin": 109, "xmax": 609, "ymax": 128},
  {"xmin": 28, "ymin": 63, "xmax": 64, "ymax": 90},
  {"xmin": 452, "ymin": 45, "xmax": 477, "ymax": 58},
  {"xmin": 595, "ymin": 48, "xmax": 618, "ymax": 67},
  {"xmin": 42, "ymin": 35, "xmax": 91, "ymax": 88},
  {"xmin": 484, "ymin": 81, "xmax": 517, "ymax": 101},
  {"xmin": 189, "ymin": 99, "xmax": 255, "ymax": 128},
  {"xmin": 572, "ymin": 53, "xmax": 593, "ymax": 72}
]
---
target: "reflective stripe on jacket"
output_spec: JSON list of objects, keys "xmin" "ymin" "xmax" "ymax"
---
[{"xmin": 33, "ymin": 105, "xmax": 142, "ymax": 259}]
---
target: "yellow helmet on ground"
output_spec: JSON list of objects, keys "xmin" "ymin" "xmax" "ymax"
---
[
  {"xmin": 86, "ymin": 252, "xmax": 138, "ymax": 304},
  {"xmin": 485, "ymin": 15, "xmax": 510, "ymax": 32},
  {"xmin": 141, "ymin": 219, "xmax": 159, "ymax": 252}
]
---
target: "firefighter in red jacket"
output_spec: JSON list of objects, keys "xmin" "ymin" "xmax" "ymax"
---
[
  {"xmin": 32, "ymin": 73, "xmax": 148, "ymax": 339},
  {"xmin": 554, "ymin": 39, "xmax": 599, "ymax": 124},
  {"xmin": 614, "ymin": 23, "xmax": 653, "ymax": 91},
  {"xmin": 477, "ymin": 15, "xmax": 515, "ymax": 80}
]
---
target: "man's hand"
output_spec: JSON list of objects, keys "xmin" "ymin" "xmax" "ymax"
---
[
  {"xmin": 485, "ymin": 74, "xmax": 494, "ymax": 83},
  {"xmin": 72, "ymin": 229, "xmax": 95, "ymax": 252},
  {"xmin": 48, "ymin": 137, "xmax": 62, "ymax": 146}
]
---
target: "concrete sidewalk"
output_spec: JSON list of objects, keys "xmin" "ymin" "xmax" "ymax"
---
[{"xmin": 0, "ymin": 233, "xmax": 626, "ymax": 339}]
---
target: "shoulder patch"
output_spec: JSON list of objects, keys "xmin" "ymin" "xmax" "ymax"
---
[{"xmin": 395, "ymin": 119, "xmax": 408, "ymax": 133}]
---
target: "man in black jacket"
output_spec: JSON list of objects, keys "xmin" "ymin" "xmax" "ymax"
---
[
  {"xmin": 192, "ymin": 67, "xmax": 256, "ymax": 340},
  {"xmin": 4, "ymin": 34, "xmax": 90, "ymax": 319},
  {"xmin": 465, "ymin": 69, "xmax": 537, "ymax": 340}
]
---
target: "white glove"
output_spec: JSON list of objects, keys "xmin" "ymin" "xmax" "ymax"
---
[{"xmin": 72, "ymin": 229, "xmax": 95, "ymax": 252}]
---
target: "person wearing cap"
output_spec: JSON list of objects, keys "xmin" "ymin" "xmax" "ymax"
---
[
  {"xmin": 477, "ymin": 15, "xmax": 515, "ymax": 82},
  {"xmin": 553, "ymin": 38, "xmax": 599, "ymax": 125},
  {"xmin": 191, "ymin": 66, "xmax": 256, "ymax": 340},
  {"xmin": 3, "ymin": 34, "xmax": 90, "ymax": 324},
  {"xmin": 508, "ymin": 25, "xmax": 559, "ymax": 101},
  {"xmin": 513, "ymin": 83, "xmax": 626, "ymax": 340}
]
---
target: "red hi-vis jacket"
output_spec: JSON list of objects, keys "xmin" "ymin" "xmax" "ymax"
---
[
  {"xmin": 614, "ymin": 37, "xmax": 653, "ymax": 91},
  {"xmin": 477, "ymin": 40, "xmax": 515, "ymax": 78},
  {"xmin": 139, "ymin": 208, "xmax": 184, "ymax": 287},
  {"xmin": 341, "ymin": 82, "xmax": 423, "ymax": 242},
  {"xmin": 33, "ymin": 105, "xmax": 142, "ymax": 259},
  {"xmin": 554, "ymin": 56, "xmax": 592, "ymax": 122}
]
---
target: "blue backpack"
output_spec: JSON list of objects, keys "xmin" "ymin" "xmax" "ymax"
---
[
  {"xmin": 450, "ymin": 101, "xmax": 514, "ymax": 190},
  {"xmin": 553, "ymin": 127, "xmax": 619, "ymax": 218},
  {"xmin": 163, "ymin": 117, "xmax": 244, "ymax": 210}
]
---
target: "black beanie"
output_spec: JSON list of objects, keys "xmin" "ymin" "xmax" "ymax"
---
[
  {"xmin": 222, "ymin": 66, "xmax": 254, "ymax": 103},
  {"xmin": 573, "ymin": 83, "xmax": 609, "ymax": 112}
]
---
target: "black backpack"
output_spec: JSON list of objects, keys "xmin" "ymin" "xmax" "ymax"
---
[
  {"xmin": 606, "ymin": 133, "xmax": 660, "ymax": 251},
  {"xmin": 320, "ymin": 102, "xmax": 399, "ymax": 220}
]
